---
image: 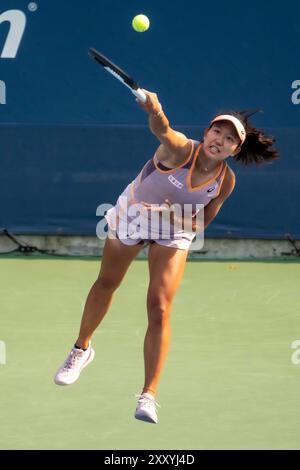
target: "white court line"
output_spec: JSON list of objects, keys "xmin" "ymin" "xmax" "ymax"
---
[{"xmin": 0, "ymin": 340, "xmax": 6, "ymax": 365}]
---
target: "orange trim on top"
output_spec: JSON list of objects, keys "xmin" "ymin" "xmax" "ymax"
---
[
  {"xmin": 138, "ymin": 169, "xmax": 143, "ymax": 184},
  {"xmin": 215, "ymin": 163, "xmax": 228, "ymax": 197},
  {"xmin": 130, "ymin": 181, "xmax": 138, "ymax": 204},
  {"xmin": 153, "ymin": 140, "xmax": 194, "ymax": 174},
  {"xmin": 187, "ymin": 143, "xmax": 225, "ymax": 192}
]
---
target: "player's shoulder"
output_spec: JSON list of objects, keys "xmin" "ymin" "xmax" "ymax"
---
[
  {"xmin": 225, "ymin": 164, "xmax": 236, "ymax": 184},
  {"xmin": 220, "ymin": 164, "xmax": 236, "ymax": 199},
  {"xmin": 154, "ymin": 133, "xmax": 192, "ymax": 167}
]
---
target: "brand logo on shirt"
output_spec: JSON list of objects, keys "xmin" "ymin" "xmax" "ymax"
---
[
  {"xmin": 168, "ymin": 174, "xmax": 183, "ymax": 189},
  {"xmin": 207, "ymin": 187, "xmax": 215, "ymax": 193}
]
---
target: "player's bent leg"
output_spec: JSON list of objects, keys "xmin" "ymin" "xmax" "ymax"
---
[
  {"xmin": 134, "ymin": 243, "xmax": 188, "ymax": 423},
  {"xmin": 54, "ymin": 236, "xmax": 144, "ymax": 386}
]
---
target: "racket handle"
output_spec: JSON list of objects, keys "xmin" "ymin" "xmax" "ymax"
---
[{"xmin": 132, "ymin": 88, "xmax": 147, "ymax": 103}]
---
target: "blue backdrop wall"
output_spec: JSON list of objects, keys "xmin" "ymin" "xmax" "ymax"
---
[{"xmin": 1, "ymin": 0, "xmax": 299, "ymax": 238}]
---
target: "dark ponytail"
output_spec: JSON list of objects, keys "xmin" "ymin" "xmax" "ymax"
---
[
  {"xmin": 212, "ymin": 109, "xmax": 279, "ymax": 165},
  {"xmin": 230, "ymin": 109, "xmax": 279, "ymax": 165}
]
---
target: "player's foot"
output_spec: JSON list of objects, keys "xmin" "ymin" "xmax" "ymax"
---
[
  {"xmin": 134, "ymin": 393, "xmax": 160, "ymax": 424},
  {"xmin": 54, "ymin": 343, "xmax": 95, "ymax": 385}
]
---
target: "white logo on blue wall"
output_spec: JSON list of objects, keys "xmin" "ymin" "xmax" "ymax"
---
[
  {"xmin": 0, "ymin": 80, "xmax": 5, "ymax": 104},
  {"xmin": 0, "ymin": 10, "xmax": 26, "ymax": 58},
  {"xmin": 28, "ymin": 3, "xmax": 38, "ymax": 13},
  {"xmin": 291, "ymin": 80, "xmax": 300, "ymax": 105}
]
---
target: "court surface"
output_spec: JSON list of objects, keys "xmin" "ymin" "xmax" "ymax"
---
[{"xmin": 0, "ymin": 255, "xmax": 300, "ymax": 450}]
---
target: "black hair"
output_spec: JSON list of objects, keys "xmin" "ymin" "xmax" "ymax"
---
[{"xmin": 210, "ymin": 109, "xmax": 279, "ymax": 166}]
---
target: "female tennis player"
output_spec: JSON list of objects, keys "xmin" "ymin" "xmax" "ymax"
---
[{"xmin": 54, "ymin": 90, "xmax": 278, "ymax": 424}]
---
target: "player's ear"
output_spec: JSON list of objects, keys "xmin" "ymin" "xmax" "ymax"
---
[{"xmin": 232, "ymin": 145, "xmax": 241, "ymax": 156}]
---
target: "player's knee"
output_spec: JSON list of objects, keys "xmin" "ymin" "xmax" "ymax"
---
[
  {"xmin": 147, "ymin": 296, "xmax": 171, "ymax": 327},
  {"xmin": 96, "ymin": 276, "xmax": 121, "ymax": 293}
]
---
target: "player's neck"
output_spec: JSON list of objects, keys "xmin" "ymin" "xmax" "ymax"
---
[{"xmin": 196, "ymin": 146, "xmax": 221, "ymax": 174}]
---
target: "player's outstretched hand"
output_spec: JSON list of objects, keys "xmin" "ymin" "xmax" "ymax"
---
[{"xmin": 136, "ymin": 89, "xmax": 163, "ymax": 116}]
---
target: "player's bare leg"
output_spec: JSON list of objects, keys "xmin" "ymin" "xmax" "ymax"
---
[
  {"xmin": 54, "ymin": 236, "xmax": 143, "ymax": 385},
  {"xmin": 144, "ymin": 243, "xmax": 188, "ymax": 394},
  {"xmin": 135, "ymin": 243, "xmax": 188, "ymax": 423}
]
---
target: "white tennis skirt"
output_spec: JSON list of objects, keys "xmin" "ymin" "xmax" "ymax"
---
[{"xmin": 104, "ymin": 183, "xmax": 196, "ymax": 251}]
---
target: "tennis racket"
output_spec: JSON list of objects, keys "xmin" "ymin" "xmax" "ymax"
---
[{"xmin": 88, "ymin": 48, "xmax": 147, "ymax": 103}]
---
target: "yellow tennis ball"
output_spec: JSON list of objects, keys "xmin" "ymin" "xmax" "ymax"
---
[{"xmin": 132, "ymin": 14, "xmax": 150, "ymax": 32}]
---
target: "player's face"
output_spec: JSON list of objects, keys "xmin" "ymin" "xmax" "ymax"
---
[{"xmin": 203, "ymin": 122, "xmax": 241, "ymax": 159}]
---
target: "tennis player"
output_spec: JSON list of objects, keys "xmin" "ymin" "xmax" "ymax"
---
[{"xmin": 54, "ymin": 90, "xmax": 278, "ymax": 424}]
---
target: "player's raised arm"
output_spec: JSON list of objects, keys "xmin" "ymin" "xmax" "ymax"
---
[{"xmin": 136, "ymin": 89, "xmax": 192, "ymax": 163}]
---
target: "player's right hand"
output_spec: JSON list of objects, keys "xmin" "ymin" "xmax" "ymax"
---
[{"xmin": 136, "ymin": 89, "xmax": 163, "ymax": 116}]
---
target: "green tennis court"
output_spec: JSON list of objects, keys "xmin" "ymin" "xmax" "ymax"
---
[{"xmin": 1, "ymin": 255, "xmax": 300, "ymax": 450}]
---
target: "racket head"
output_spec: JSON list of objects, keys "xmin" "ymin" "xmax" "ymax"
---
[{"xmin": 88, "ymin": 48, "xmax": 140, "ymax": 91}]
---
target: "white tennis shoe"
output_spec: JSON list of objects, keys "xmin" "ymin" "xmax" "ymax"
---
[
  {"xmin": 134, "ymin": 393, "xmax": 160, "ymax": 424},
  {"xmin": 54, "ymin": 343, "xmax": 95, "ymax": 385}
]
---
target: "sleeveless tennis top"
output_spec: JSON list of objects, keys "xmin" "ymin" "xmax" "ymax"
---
[
  {"xmin": 131, "ymin": 140, "xmax": 227, "ymax": 210},
  {"xmin": 105, "ymin": 140, "xmax": 228, "ymax": 242}
]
